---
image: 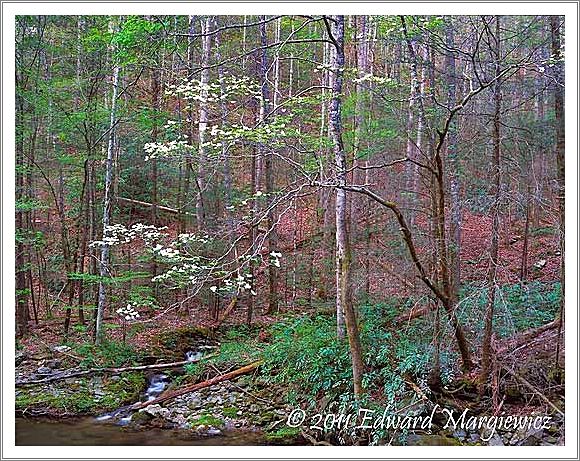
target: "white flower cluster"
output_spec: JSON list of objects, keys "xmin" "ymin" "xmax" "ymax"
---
[
  {"xmin": 152, "ymin": 260, "xmax": 204, "ymax": 285},
  {"xmin": 165, "ymin": 75, "xmax": 260, "ymax": 105},
  {"xmin": 117, "ymin": 304, "xmax": 140, "ymax": 321},
  {"xmin": 353, "ymin": 73, "xmax": 395, "ymax": 86},
  {"xmin": 144, "ymin": 140, "xmax": 191, "ymax": 161},
  {"xmin": 212, "ymin": 117, "xmax": 290, "ymax": 146},
  {"xmin": 163, "ymin": 120, "xmax": 179, "ymax": 129},
  {"xmin": 157, "ymin": 247, "xmax": 180, "ymax": 258},
  {"xmin": 90, "ymin": 223, "xmax": 167, "ymax": 248},
  {"xmin": 176, "ymin": 233, "xmax": 212, "ymax": 245},
  {"xmin": 210, "ymin": 273, "xmax": 256, "ymax": 296},
  {"xmin": 270, "ymin": 251, "xmax": 282, "ymax": 268}
]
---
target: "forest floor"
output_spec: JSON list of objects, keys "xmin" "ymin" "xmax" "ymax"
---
[{"xmin": 15, "ymin": 210, "xmax": 564, "ymax": 446}]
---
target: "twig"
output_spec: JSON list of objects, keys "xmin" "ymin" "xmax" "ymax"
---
[{"xmin": 500, "ymin": 365, "xmax": 564, "ymax": 417}]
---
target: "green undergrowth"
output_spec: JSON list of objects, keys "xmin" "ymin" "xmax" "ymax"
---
[
  {"xmin": 188, "ymin": 412, "xmax": 225, "ymax": 429},
  {"xmin": 459, "ymin": 281, "xmax": 561, "ymax": 339},
  {"xmin": 185, "ymin": 299, "xmax": 452, "ymax": 413},
  {"xmin": 190, "ymin": 282, "xmax": 559, "ymax": 413},
  {"xmin": 72, "ymin": 339, "xmax": 142, "ymax": 368}
]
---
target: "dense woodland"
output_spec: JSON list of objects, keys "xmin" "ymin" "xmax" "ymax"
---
[{"xmin": 15, "ymin": 14, "xmax": 565, "ymax": 446}]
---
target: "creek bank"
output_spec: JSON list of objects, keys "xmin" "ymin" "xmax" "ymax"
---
[
  {"xmin": 131, "ymin": 376, "xmax": 294, "ymax": 439},
  {"xmin": 15, "ymin": 360, "xmax": 564, "ymax": 446},
  {"xmin": 15, "ymin": 340, "xmax": 299, "ymax": 443},
  {"xmin": 16, "ymin": 367, "xmax": 298, "ymax": 443}
]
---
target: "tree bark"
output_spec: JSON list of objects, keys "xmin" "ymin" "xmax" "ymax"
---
[
  {"xmin": 445, "ymin": 17, "xmax": 462, "ymax": 306},
  {"xmin": 551, "ymin": 16, "xmax": 565, "ymax": 366},
  {"xmin": 15, "ymin": 92, "xmax": 30, "ymax": 337},
  {"xmin": 181, "ymin": 15, "xmax": 196, "ymax": 232},
  {"xmin": 328, "ymin": 15, "xmax": 365, "ymax": 398},
  {"xmin": 195, "ymin": 16, "xmax": 211, "ymax": 230},
  {"xmin": 258, "ymin": 16, "xmax": 279, "ymax": 315},
  {"xmin": 96, "ymin": 19, "xmax": 121, "ymax": 345},
  {"xmin": 480, "ymin": 15, "xmax": 502, "ymax": 388}
]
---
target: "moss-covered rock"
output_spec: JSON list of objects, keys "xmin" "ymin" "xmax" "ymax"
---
[
  {"xmin": 15, "ymin": 372, "xmax": 146, "ymax": 416},
  {"xmin": 265, "ymin": 427, "xmax": 301, "ymax": 444},
  {"xmin": 188, "ymin": 413, "xmax": 225, "ymax": 429}
]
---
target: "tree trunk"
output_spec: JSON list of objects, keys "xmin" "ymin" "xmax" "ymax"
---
[
  {"xmin": 445, "ymin": 17, "xmax": 462, "ymax": 306},
  {"xmin": 329, "ymin": 15, "xmax": 364, "ymax": 398},
  {"xmin": 551, "ymin": 16, "xmax": 565, "ymax": 366},
  {"xmin": 181, "ymin": 15, "xmax": 196, "ymax": 232},
  {"xmin": 401, "ymin": 17, "xmax": 427, "ymax": 225},
  {"xmin": 258, "ymin": 16, "xmax": 279, "ymax": 315},
  {"xmin": 354, "ymin": 15, "xmax": 370, "ymax": 296},
  {"xmin": 196, "ymin": 16, "xmax": 211, "ymax": 230},
  {"xmin": 480, "ymin": 15, "xmax": 502, "ymax": 388},
  {"xmin": 96, "ymin": 19, "xmax": 121, "ymax": 345},
  {"xmin": 15, "ymin": 91, "xmax": 29, "ymax": 337},
  {"xmin": 520, "ymin": 187, "xmax": 530, "ymax": 284}
]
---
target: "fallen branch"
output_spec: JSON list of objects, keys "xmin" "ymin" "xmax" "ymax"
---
[
  {"xmin": 130, "ymin": 360, "xmax": 262, "ymax": 411},
  {"xmin": 117, "ymin": 197, "xmax": 193, "ymax": 216},
  {"xmin": 498, "ymin": 319, "xmax": 559, "ymax": 353},
  {"xmin": 500, "ymin": 365, "xmax": 564, "ymax": 417},
  {"xmin": 15, "ymin": 354, "xmax": 216, "ymax": 387},
  {"xmin": 393, "ymin": 303, "xmax": 436, "ymax": 325}
]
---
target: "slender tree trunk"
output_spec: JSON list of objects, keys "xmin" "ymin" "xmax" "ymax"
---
[
  {"xmin": 15, "ymin": 90, "xmax": 29, "ymax": 337},
  {"xmin": 257, "ymin": 16, "xmax": 279, "ymax": 314},
  {"xmin": 196, "ymin": 16, "xmax": 211, "ymax": 230},
  {"xmin": 481, "ymin": 16, "xmax": 502, "ymax": 387},
  {"xmin": 181, "ymin": 15, "xmax": 196, "ymax": 232},
  {"xmin": 329, "ymin": 15, "xmax": 364, "ymax": 398},
  {"xmin": 401, "ymin": 17, "xmax": 426, "ymax": 224},
  {"xmin": 149, "ymin": 15, "xmax": 161, "ymax": 289},
  {"xmin": 96, "ymin": 20, "xmax": 121, "ymax": 344},
  {"xmin": 401, "ymin": 16, "xmax": 472, "ymax": 371},
  {"xmin": 354, "ymin": 15, "xmax": 369, "ymax": 295},
  {"xmin": 520, "ymin": 187, "xmax": 530, "ymax": 284},
  {"xmin": 551, "ymin": 16, "xmax": 565, "ymax": 366},
  {"xmin": 446, "ymin": 17, "xmax": 462, "ymax": 306}
]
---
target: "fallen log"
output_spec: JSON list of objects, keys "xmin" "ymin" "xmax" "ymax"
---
[
  {"xmin": 117, "ymin": 197, "xmax": 193, "ymax": 216},
  {"xmin": 130, "ymin": 360, "xmax": 262, "ymax": 411},
  {"xmin": 15, "ymin": 353, "xmax": 216, "ymax": 387},
  {"xmin": 393, "ymin": 303, "xmax": 436, "ymax": 325},
  {"xmin": 497, "ymin": 319, "xmax": 559, "ymax": 354}
]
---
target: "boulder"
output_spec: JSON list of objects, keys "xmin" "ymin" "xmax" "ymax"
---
[
  {"xmin": 16, "ymin": 351, "xmax": 28, "ymax": 366},
  {"xmin": 487, "ymin": 434, "xmax": 504, "ymax": 446},
  {"xmin": 143, "ymin": 403, "xmax": 170, "ymax": 419}
]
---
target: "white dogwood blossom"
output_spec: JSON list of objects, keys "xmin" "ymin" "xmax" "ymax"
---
[{"xmin": 116, "ymin": 304, "xmax": 140, "ymax": 321}]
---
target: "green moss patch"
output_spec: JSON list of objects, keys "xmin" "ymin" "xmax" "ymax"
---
[
  {"xmin": 16, "ymin": 372, "xmax": 146, "ymax": 416},
  {"xmin": 189, "ymin": 413, "xmax": 225, "ymax": 429}
]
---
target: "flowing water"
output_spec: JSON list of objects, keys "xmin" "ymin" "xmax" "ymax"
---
[
  {"xmin": 95, "ymin": 372, "xmax": 170, "ymax": 425},
  {"xmin": 17, "ymin": 349, "xmax": 268, "ymax": 445}
]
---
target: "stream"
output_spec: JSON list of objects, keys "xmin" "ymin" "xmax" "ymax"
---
[
  {"xmin": 15, "ymin": 417, "xmax": 268, "ymax": 445},
  {"xmin": 16, "ymin": 349, "xmax": 270, "ymax": 445}
]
